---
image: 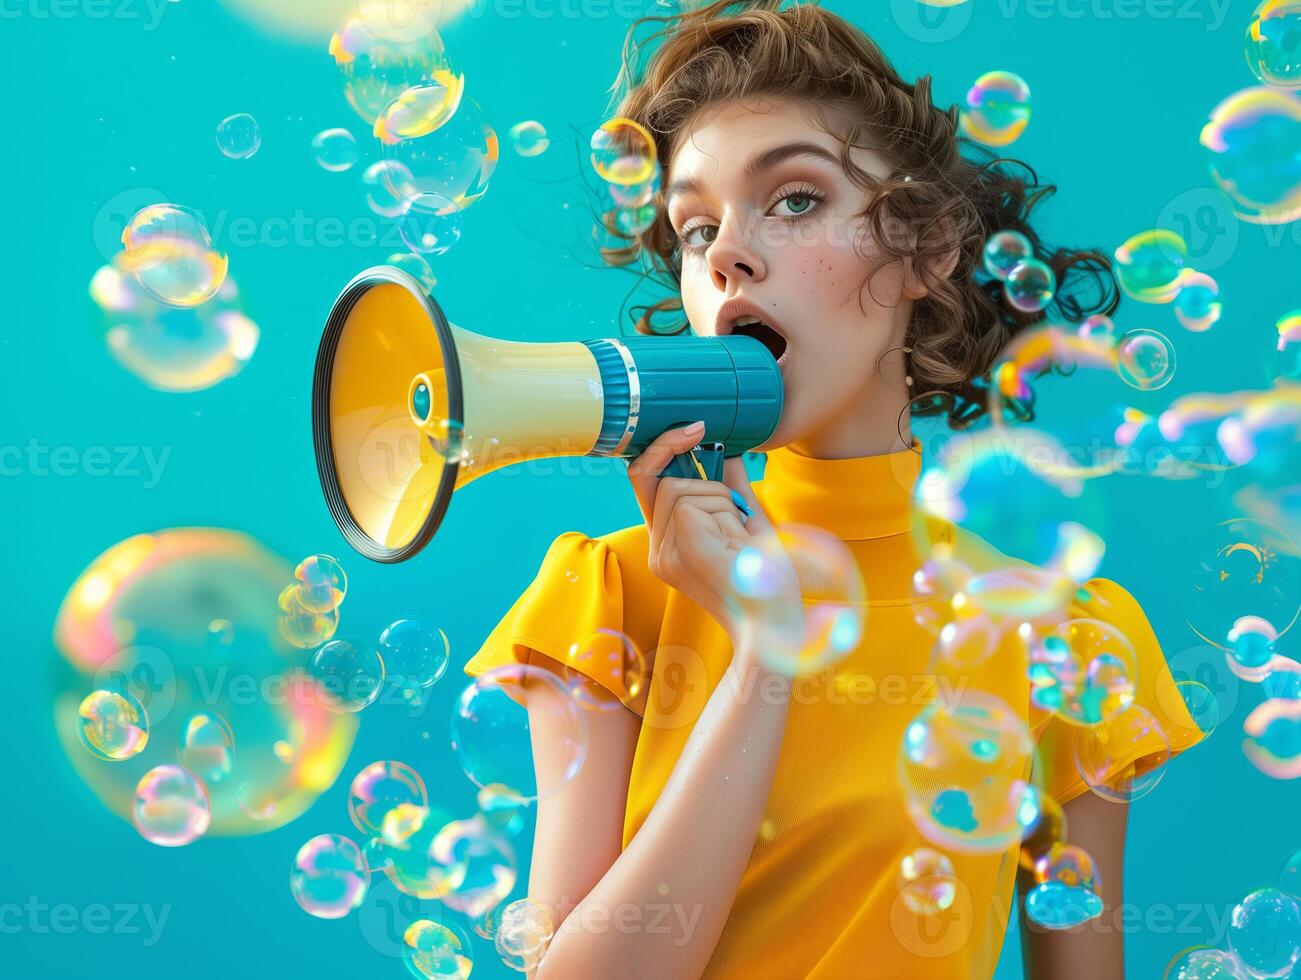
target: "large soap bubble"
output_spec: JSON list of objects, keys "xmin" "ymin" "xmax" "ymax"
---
[{"xmin": 1200, "ymin": 86, "xmax": 1301, "ymax": 224}]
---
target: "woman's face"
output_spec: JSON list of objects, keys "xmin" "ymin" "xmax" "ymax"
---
[{"xmin": 665, "ymin": 97, "xmax": 916, "ymax": 456}]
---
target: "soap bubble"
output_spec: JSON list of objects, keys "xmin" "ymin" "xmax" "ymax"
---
[
  {"xmin": 1032, "ymin": 842, "xmax": 1099, "ymax": 891},
  {"xmin": 477, "ymin": 783, "xmax": 528, "ymax": 837},
  {"xmin": 1114, "ymin": 229, "xmax": 1188, "ymax": 303},
  {"xmin": 897, "ymin": 848, "xmax": 957, "ymax": 915},
  {"xmin": 1178, "ymin": 519, "xmax": 1300, "ymax": 650},
  {"xmin": 403, "ymin": 918, "xmax": 474, "ymax": 980},
  {"xmin": 1263, "ymin": 657, "xmax": 1301, "ymax": 700},
  {"xmin": 374, "ymin": 71, "xmax": 465, "ymax": 144},
  {"xmin": 289, "ymin": 833, "xmax": 369, "ymax": 919},
  {"xmin": 729, "ymin": 523, "xmax": 865, "ymax": 677},
  {"xmin": 1174, "ymin": 271, "xmax": 1222, "ymax": 332},
  {"xmin": 432, "ymin": 816, "xmax": 517, "ymax": 918},
  {"xmin": 178, "ymin": 712, "xmax": 234, "ymax": 783},
  {"xmin": 1281, "ymin": 848, "xmax": 1301, "ymax": 899},
  {"xmin": 1073, "ymin": 703, "xmax": 1170, "ymax": 802},
  {"xmin": 1024, "ymin": 881, "xmax": 1104, "ymax": 930},
  {"xmin": 89, "ymin": 260, "xmax": 257, "ymax": 391},
  {"xmin": 132, "ymin": 764, "xmax": 211, "ymax": 846},
  {"xmin": 1277, "ymin": 310, "xmax": 1301, "ymax": 382},
  {"xmin": 899, "ymin": 690, "xmax": 1040, "ymax": 853},
  {"xmin": 982, "ymin": 229, "xmax": 1033, "ymax": 280},
  {"xmin": 216, "ymin": 112, "xmax": 261, "ymax": 159},
  {"xmin": 1200, "ymin": 86, "xmax": 1301, "ymax": 224},
  {"xmin": 1019, "ymin": 792, "xmax": 1067, "ymax": 872},
  {"xmin": 509, "ymin": 120, "xmax": 549, "ymax": 157},
  {"xmin": 313, "ymin": 128, "xmax": 359, "ymax": 172},
  {"xmin": 278, "ymin": 584, "xmax": 339, "ymax": 649},
  {"xmin": 387, "ymin": 251, "xmax": 438, "ymax": 290},
  {"xmin": 1227, "ymin": 616, "xmax": 1278, "ymax": 682},
  {"xmin": 378, "ymin": 619, "xmax": 450, "ymax": 707},
  {"xmin": 562, "ymin": 629, "xmax": 649, "ymax": 712},
  {"xmin": 120, "ymin": 204, "xmax": 229, "ymax": 309},
  {"xmin": 1029, "ymin": 618, "xmax": 1137, "ymax": 726},
  {"xmin": 349, "ymin": 761, "xmax": 428, "ymax": 836},
  {"xmin": 309, "ymin": 638, "xmax": 385, "ymax": 713},
  {"xmin": 79, "ymin": 689, "xmax": 149, "ymax": 761},
  {"xmin": 495, "ymin": 898, "xmax": 555, "ymax": 972},
  {"xmin": 451, "ymin": 664, "xmax": 588, "ymax": 802},
  {"xmin": 364, "ymin": 159, "xmax": 417, "ymax": 217},
  {"xmin": 1225, "ymin": 887, "xmax": 1301, "ymax": 978},
  {"xmin": 1243, "ymin": 697, "xmax": 1301, "ymax": 778},
  {"xmin": 1165, "ymin": 947, "xmax": 1250, "ymax": 979},
  {"xmin": 1116, "ymin": 328, "xmax": 1177, "ymax": 390},
  {"xmin": 1153, "ymin": 679, "xmax": 1219, "ymax": 745},
  {"xmin": 294, "ymin": 554, "xmax": 347, "ymax": 613},
  {"xmin": 1246, "ymin": 1, "xmax": 1301, "ymax": 89},
  {"xmin": 368, "ymin": 804, "xmax": 467, "ymax": 900},
  {"xmin": 1004, "ymin": 258, "xmax": 1056, "ymax": 313},
  {"xmin": 399, "ymin": 193, "xmax": 462, "ymax": 255},
  {"xmin": 959, "ymin": 71, "xmax": 1031, "ymax": 146},
  {"xmin": 590, "ymin": 117, "xmax": 657, "ymax": 185},
  {"xmin": 383, "ymin": 96, "xmax": 498, "ymax": 211}
]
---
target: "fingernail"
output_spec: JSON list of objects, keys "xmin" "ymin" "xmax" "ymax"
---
[
  {"xmin": 729, "ymin": 488, "xmax": 754, "ymax": 517},
  {"xmin": 682, "ymin": 420, "xmax": 705, "ymax": 435}
]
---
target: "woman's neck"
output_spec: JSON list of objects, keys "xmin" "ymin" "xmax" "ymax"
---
[{"xmin": 783, "ymin": 364, "xmax": 914, "ymax": 461}]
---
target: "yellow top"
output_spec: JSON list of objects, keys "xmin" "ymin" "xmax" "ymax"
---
[{"xmin": 465, "ymin": 442, "xmax": 1200, "ymax": 978}]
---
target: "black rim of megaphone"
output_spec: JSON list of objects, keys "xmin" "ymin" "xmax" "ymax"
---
[{"xmin": 312, "ymin": 265, "xmax": 463, "ymax": 564}]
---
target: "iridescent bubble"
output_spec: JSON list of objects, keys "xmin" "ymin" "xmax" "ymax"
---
[
  {"xmin": 1174, "ymin": 271, "xmax": 1222, "ymax": 332},
  {"xmin": 381, "ymin": 802, "xmax": 430, "ymax": 847},
  {"xmin": 1243, "ymin": 697, "xmax": 1301, "ymax": 778},
  {"xmin": 1078, "ymin": 313, "xmax": 1117, "ymax": 345},
  {"xmin": 1178, "ymin": 519, "xmax": 1301, "ymax": 649},
  {"xmin": 120, "ymin": 204, "xmax": 229, "ymax": 309},
  {"xmin": 897, "ymin": 848, "xmax": 957, "ymax": 915},
  {"xmin": 1024, "ymin": 881, "xmax": 1104, "ymax": 930},
  {"xmin": 289, "ymin": 833, "xmax": 369, "ymax": 919},
  {"xmin": 495, "ymin": 898, "xmax": 555, "ymax": 973},
  {"xmin": 959, "ymin": 71, "xmax": 1032, "ymax": 146},
  {"xmin": 294, "ymin": 554, "xmax": 348, "ymax": 613},
  {"xmin": 509, "ymin": 120, "xmax": 549, "ymax": 157},
  {"xmin": 899, "ymin": 690, "xmax": 1040, "ymax": 853},
  {"xmin": 432, "ymin": 816, "xmax": 517, "ymax": 918},
  {"xmin": 1019, "ymin": 792, "xmax": 1067, "ymax": 872},
  {"xmin": 329, "ymin": 0, "xmax": 455, "ymax": 125},
  {"xmin": 1029, "ymin": 618, "xmax": 1137, "ymax": 726},
  {"xmin": 1004, "ymin": 259, "xmax": 1056, "ymax": 313},
  {"xmin": 1032, "ymin": 842, "xmax": 1099, "ymax": 891},
  {"xmin": 562, "ymin": 629, "xmax": 649, "ymax": 712},
  {"xmin": 1280, "ymin": 848, "xmax": 1301, "ymax": 899},
  {"xmin": 1153, "ymin": 679, "xmax": 1219, "ymax": 745},
  {"xmin": 277, "ymin": 584, "xmax": 339, "ymax": 649},
  {"xmin": 89, "ymin": 260, "xmax": 258, "ymax": 391},
  {"xmin": 1246, "ymin": 2, "xmax": 1301, "ymax": 90},
  {"xmin": 1073, "ymin": 703, "xmax": 1170, "ymax": 802},
  {"xmin": 1277, "ymin": 310, "xmax": 1301, "ymax": 382},
  {"xmin": 1165, "ymin": 947, "xmax": 1250, "ymax": 980},
  {"xmin": 387, "ymin": 251, "xmax": 438, "ymax": 290},
  {"xmin": 590, "ymin": 117, "xmax": 657, "ymax": 185},
  {"xmin": 1225, "ymin": 887, "xmax": 1301, "ymax": 978},
  {"xmin": 78, "ymin": 689, "xmax": 149, "ymax": 761},
  {"xmin": 309, "ymin": 638, "xmax": 385, "ymax": 713},
  {"xmin": 383, "ymin": 96, "xmax": 498, "ymax": 211},
  {"xmin": 612, "ymin": 204, "xmax": 657, "ymax": 236},
  {"xmin": 399, "ymin": 193, "xmax": 462, "ymax": 256},
  {"xmin": 730, "ymin": 523, "xmax": 865, "ymax": 677},
  {"xmin": 349, "ymin": 760, "xmax": 428, "ymax": 836},
  {"xmin": 1114, "ymin": 229, "xmax": 1189, "ymax": 303},
  {"xmin": 477, "ymin": 783, "xmax": 528, "ymax": 837},
  {"xmin": 1227, "ymin": 616, "xmax": 1278, "ymax": 681},
  {"xmin": 1200, "ymin": 86, "xmax": 1301, "ymax": 224},
  {"xmin": 178, "ymin": 712, "xmax": 234, "ymax": 783},
  {"xmin": 216, "ymin": 112, "xmax": 261, "ymax": 159},
  {"xmin": 364, "ymin": 159, "xmax": 417, "ymax": 217},
  {"xmin": 403, "ymin": 918, "xmax": 474, "ymax": 980},
  {"xmin": 1117, "ymin": 328, "xmax": 1177, "ymax": 390},
  {"xmin": 374, "ymin": 71, "xmax": 465, "ymax": 144},
  {"xmin": 378, "ymin": 619, "xmax": 450, "ymax": 707},
  {"xmin": 313, "ymin": 128, "xmax": 359, "ymax": 172},
  {"xmin": 132, "ymin": 764, "xmax": 211, "ymax": 847},
  {"xmin": 369, "ymin": 805, "xmax": 467, "ymax": 900},
  {"xmin": 982, "ymin": 229, "xmax": 1033, "ymax": 280},
  {"xmin": 452, "ymin": 664, "xmax": 587, "ymax": 802}
]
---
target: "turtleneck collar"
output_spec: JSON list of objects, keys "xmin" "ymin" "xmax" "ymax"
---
[{"xmin": 753, "ymin": 440, "xmax": 923, "ymax": 541}]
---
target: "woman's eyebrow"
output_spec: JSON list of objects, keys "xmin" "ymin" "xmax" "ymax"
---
[{"xmin": 665, "ymin": 141, "xmax": 841, "ymax": 207}]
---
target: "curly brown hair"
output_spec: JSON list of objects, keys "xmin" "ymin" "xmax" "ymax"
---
[{"xmin": 598, "ymin": 0, "xmax": 1117, "ymax": 428}]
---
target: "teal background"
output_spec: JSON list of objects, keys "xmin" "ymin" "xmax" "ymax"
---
[{"xmin": 2, "ymin": 0, "xmax": 1297, "ymax": 977}]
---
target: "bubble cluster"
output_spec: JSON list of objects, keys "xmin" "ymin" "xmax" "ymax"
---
[
  {"xmin": 132, "ymin": 764, "xmax": 211, "ymax": 847},
  {"xmin": 294, "ymin": 555, "xmax": 347, "ymax": 612},
  {"xmin": 982, "ymin": 229, "xmax": 1033, "ymax": 280},
  {"xmin": 289, "ymin": 833, "xmax": 369, "ymax": 919},
  {"xmin": 495, "ymin": 898, "xmax": 555, "ymax": 972},
  {"xmin": 960, "ymin": 71, "xmax": 1032, "ymax": 146},
  {"xmin": 383, "ymin": 95, "xmax": 498, "ymax": 211},
  {"xmin": 1200, "ymin": 86, "xmax": 1301, "ymax": 224},
  {"xmin": 1029, "ymin": 618, "xmax": 1137, "ymax": 726},
  {"xmin": 403, "ymin": 918, "xmax": 474, "ymax": 980},
  {"xmin": 308, "ymin": 638, "xmax": 386, "ymax": 713},
  {"xmin": 590, "ymin": 117, "xmax": 662, "ymax": 245},
  {"xmin": 178, "ymin": 712, "xmax": 235, "ymax": 783},
  {"xmin": 508, "ymin": 120, "xmax": 549, "ymax": 157},
  {"xmin": 278, "ymin": 584, "xmax": 339, "ymax": 648},
  {"xmin": 313, "ymin": 128, "xmax": 360, "ymax": 172},
  {"xmin": 216, "ymin": 112, "xmax": 261, "ymax": 159},
  {"xmin": 897, "ymin": 848, "xmax": 958, "ymax": 915},
  {"xmin": 78, "ymin": 689, "xmax": 149, "ymax": 761},
  {"xmin": 1114, "ymin": 229, "xmax": 1188, "ymax": 303},
  {"xmin": 1165, "ymin": 947, "xmax": 1250, "ymax": 979},
  {"xmin": 120, "ymin": 204, "xmax": 229, "ymax": 309},
  {"xmin": 1246, "ymin": 2, "xmax": 1301, "ymax": 89}
]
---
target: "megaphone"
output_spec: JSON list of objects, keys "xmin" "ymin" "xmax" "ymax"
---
[{"xmin": 312, "ymin": 266, "xmax": 784, "ymax": 562}]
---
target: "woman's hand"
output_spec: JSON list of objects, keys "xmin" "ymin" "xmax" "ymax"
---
[{"xmin": 627, "ymin": 421, "xmax": 801, "ymax": 653}]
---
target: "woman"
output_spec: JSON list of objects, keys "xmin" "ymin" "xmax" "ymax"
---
[{"xmin": 466, "ymin": 2, "xmax": 1198, "ymax": 976}]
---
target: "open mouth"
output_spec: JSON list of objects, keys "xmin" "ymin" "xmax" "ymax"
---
[{"xmin": 730, "ymin": 317, "xmax": 790, "ymax": 365}]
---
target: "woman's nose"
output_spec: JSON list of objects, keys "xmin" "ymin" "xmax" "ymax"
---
[{"xmin": 707, "ymin": 218, "xmax": 766, "ymax": 291}]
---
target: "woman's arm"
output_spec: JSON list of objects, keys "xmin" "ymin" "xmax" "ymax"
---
[
  {"xmin": 1019, "ymin": 789, "xmax": 1130, "ymax": 978},
  {"xmin": 528, "ymin": 652, "xmax": 791, "ymax": 980}
]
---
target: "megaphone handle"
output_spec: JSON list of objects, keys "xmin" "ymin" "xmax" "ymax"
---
[
  {"xmin": 658, "ymin": 444, "xmax": 711, "ymax": 481},
  {"xmin": 655, "ymin": 443, "xmax": 752, "ymax": 524}
]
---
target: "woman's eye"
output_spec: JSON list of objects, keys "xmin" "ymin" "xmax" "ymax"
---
[
  {"xmin": 681, "ymin": 224, "xmax": 718, "ymax": 249},
  {"xmin": 772, "ymin": 193, "xmax": 817, "ymax": 217}
]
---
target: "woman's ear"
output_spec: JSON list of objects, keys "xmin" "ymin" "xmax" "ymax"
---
[{"xmin": 902, "ymin": 216, "xmax": 961, "ymax": 301}]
